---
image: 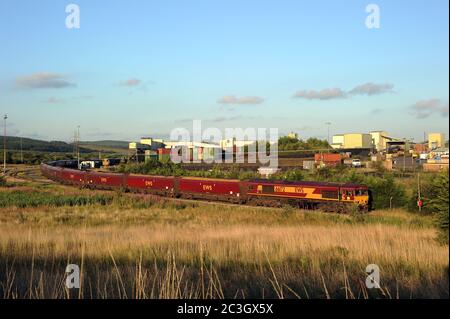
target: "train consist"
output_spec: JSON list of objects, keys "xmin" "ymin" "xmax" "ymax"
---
[{"xmin": 41, "ymin": 161, "xmax": 370, "ymax": 212}]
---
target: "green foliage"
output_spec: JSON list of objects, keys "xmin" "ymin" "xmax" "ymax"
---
[
  {"xmin": 272, "ymin": 169, "xmax": 304, "ymax": 181},
  {"xmin": 410, "ymin": 172, "xmax": 449, "ymax": 243},
  {"xmin": 116, "ymin": 161, "xmax": 260, "ymax": 180},
  {"xmin": 277, "ymin": 136, "xmax": 329, "ymax": 151},
  {"xmin": 0, "ymin": 175, "xmax": 6, "ymax": 187},
  {"xmin": 0, "ymin": 191, "xmax": 113, "ymax": 208}
]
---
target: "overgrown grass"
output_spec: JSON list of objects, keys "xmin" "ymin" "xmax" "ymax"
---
[
  {"xmin": 0, "ymin": 192, "xmax": 447, "ymax": 298},
  {"xmin": 0, "ymin": 190, "xmax": 114, "ymax": 208},
  {"xmin": 0, "ymin": 167, "xmax": 447, "ymax": 299}
]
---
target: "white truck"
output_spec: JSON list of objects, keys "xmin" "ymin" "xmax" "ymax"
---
[{"xmin": 351, "ymin": 159, "xmax": 362, "ymax": 168}]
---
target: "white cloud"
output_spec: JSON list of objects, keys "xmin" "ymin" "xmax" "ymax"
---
[
  {"xmin": 16, "ymin": 72, "xmax": 75, "ymax": 89},
  {"xmin": 349, "ymin": 82, "xmax": 394, "ymax": 95},
  {"xmin": 293, "ymin": 88, "xmax": 345, "ymax": 100},
  {"xmin": 217, "ymin": 95, "xmax": 264, "ymax": 105},
  {"xmin": 411, "ymin": 99, "xmax": 449, "ymax": 119},
  {"xmin": 46, "ymin": 97, "xmax": 65, "ymax": 104},
  {"xmin": 120, "ymin": 78, "xmax": 141, "ymax": 87}
]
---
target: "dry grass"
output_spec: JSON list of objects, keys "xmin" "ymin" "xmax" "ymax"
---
[
  {"xmin": 0, "ymin": 203, "xmax": 448, "ymax": 299},
  {"xmin": 0, "ymin": 170, "xmax": 448, "ymax": 299}
]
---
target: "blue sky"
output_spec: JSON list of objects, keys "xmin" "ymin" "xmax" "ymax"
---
[{"xmin": 0, "ymin": 0, "xmax": 448, "ymax": 142}]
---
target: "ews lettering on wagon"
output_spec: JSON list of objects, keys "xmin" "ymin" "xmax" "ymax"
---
[
  {"xmin": 203, "ymin": 184, "xmax": 213, "ymax": 191},
  {"xmin": 145, "ymin": 180, "xmax": 153, "ymax": 187}
]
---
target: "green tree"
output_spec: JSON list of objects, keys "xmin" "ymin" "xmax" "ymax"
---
[{"xmin": 426, "ymin": 172, "xmax": 449, "ymax": 244}]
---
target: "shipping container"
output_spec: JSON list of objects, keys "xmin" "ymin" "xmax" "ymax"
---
[
  {"xmin": 157, "ymin": 148, "xmax": 172, "ymax": 155},
  {"xmin": 302, "ymin": 160, "xmax": 315, "ymax": 170},
  {"xmin": 314, "ymin": 153, "xmax": 341, "ymax": 163}
]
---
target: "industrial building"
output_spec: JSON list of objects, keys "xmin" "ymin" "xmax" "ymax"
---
[
  {"xmin": 428, "ymin": 133, "xmax": 445, "ymax": 150},
  {"xmin": 331, "ymin": 131, "xmax": 412, "ymax": 157},
  {"xmin": 331, "ymin": 133, "xmax": 372, "ymax": 149},
  {"xmin": 129, "ymin": 136, "xmax": 225, "ymax": 163},
  {"xmin": 287, "ymin": 132, "xmax": 298, "ymax": 139},
  {"xmin": 139, "ymin": 137, "xmax": 165, "ymax": 150},
  {"xmin": 219, "ymin": 138, "xmax": 255, "ymax": 150},
  {"xmin": 369, "ymin": 131, "xmax": 389, "ymax": 152}
]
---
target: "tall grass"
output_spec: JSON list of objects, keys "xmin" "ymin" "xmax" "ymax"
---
[{"xmin": 0, "ymin": 200, "xmax": 448, "ymax": 298}]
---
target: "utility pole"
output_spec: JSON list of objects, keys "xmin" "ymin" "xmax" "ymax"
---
[
  {"xmin": 20, "ymin": 136, "xmax": 23, "ymax": 163},
  {"xmin": 417, "ymin": 173, "xmax": 422, "ymax": 212},
  {"xmin": 77, "ymin": 125, "xmax": 80, "ymax": 168},
  {"xmin": 73, "ymin": 130, "xmax": 77, "ymax": 155},
  {"xmin": 325, "ymin": 122, "xmax": 331, "ymax": 151},
  {"xmin": 3, "ymin": 115, "xmax": 7, "ymax": 175}
]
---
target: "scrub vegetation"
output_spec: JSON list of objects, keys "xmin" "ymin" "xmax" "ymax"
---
[{"xmin": 0, "ymin": 166, "xmax": 448, "ymax": 299}]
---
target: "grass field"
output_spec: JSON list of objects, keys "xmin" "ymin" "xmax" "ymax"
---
[{"xmin": 0, "ymin": 167, "xmax": 448, "ymax": 299}]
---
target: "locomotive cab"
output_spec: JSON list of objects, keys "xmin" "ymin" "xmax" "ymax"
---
[
  {"xmin": 354, "ymin": 187, "xmax": 369, "ymax": 209},
  {"xmin": 340, "ymin": 186, "xmax": 369, "ymax": 210}
]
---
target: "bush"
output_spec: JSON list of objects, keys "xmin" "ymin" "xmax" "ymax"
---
[
  {"xmin": 411, "ymin": 172, "xmax": 449, "ymax": 243},
  {"xmin": 0, "ymin": 175, "xmax": 6, "ymax": 187}
]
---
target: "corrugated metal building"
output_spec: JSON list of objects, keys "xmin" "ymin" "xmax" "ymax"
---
[
  {"xmin": 428, "ymin": 133, "xmax": 445, "ymax": 150},
  {"xmin": 331, "ymin": 133, "xmax": 372, "ymax": 149}
]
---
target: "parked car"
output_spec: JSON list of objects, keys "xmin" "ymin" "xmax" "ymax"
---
[{"xmin": 352, "ymin": 159, "xmax": 362, "ymax": 168}]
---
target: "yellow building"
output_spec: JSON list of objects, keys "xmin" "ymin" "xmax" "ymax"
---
[
  {"xmin": 370, "ymin": 131, "xmax": 389, "ymax": 151},
  {"xmin": 287, "ymin": 132, "xmax": 298, "ymax": 139},
  {"xmin": 343, "ymin": 133, "xmax": 372, "ymax": 149},
  {"xmin": 331, "ymin": 133, "xmax": 373, "ymax": 149},
  {"xmin": 428, "ymin": 133, "xmax": 445, "ymax": 150}
]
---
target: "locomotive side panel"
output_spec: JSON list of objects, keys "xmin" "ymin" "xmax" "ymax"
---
[{"xmin": 246, "ymin": 181, "xmax": 340, "ymax": 202}]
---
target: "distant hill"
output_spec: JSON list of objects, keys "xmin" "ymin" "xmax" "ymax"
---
[
  {"xmin": 0, "ymin": 136, "xmax": 92, "ymax": 153},
  {"xmin": 80, "ymin": 140, "xmax": 129, "ymax": 149}
]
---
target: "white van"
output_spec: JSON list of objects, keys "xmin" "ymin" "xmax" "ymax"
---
[{"xmin": 352, "ymin": 159, "xmax": 362, "ymax": 168}]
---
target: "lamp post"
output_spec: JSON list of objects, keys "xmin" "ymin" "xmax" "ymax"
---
[
  {"xmin": 325, "ymin": 122, "xmax": 331, "ymax": 150},
  {"xmin": 77, "ymin": 125, "xmax": 80, "ymax": 168},
  {"xmin": 3, "ymin": 115, "xmax": 7, "ymax": 175}
]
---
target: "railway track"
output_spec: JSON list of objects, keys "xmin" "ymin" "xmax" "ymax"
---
[{"xmin": 4, "ymin": 165, "xmax": 56, "ymax": 185}]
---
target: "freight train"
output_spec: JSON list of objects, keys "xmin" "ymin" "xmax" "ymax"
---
[{"xmin": 41, "ymin": 161, "xmax": 370, "ymax": 213}]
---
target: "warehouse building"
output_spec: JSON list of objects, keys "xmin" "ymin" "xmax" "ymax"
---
[
  {"xmin": 139, "ymin": 137, "xmax": 165, "ymax": 151},
  {"xmin": 369, "ymin": 131, "xmax": 389, "ymax": 152},
  {"xmin": 428, "ymin": 133, "xmax": 445, "ymax": 150},
  {"xmin": 331, "ymin": 133, "xmax": 372, "ymax": 149},
  {"xmin": 331, "ymin": 135, "xmax": 344, "ymax": 149}
]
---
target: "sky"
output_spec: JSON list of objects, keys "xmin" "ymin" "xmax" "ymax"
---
[{"xmin": 0, "ymin": 0, "xmax": 448, "ymax": 142}]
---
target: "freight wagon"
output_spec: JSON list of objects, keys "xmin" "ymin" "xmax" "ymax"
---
[
  {"xmin": 177, "ymin": 177, "xmax": 243, "ymax": 203},
  {"xmin": 40, "ymin": 161, "xmax": 370, "ymax": 212}
]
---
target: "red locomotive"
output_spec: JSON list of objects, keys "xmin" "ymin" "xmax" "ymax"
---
[{"xmin": 41, "ymin": 161, "xmax": 370, "ymax": 212}]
